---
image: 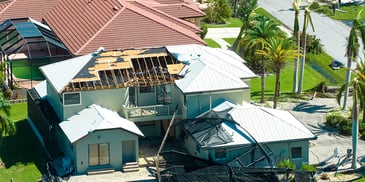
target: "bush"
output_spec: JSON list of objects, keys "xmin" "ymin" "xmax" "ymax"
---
[
  {"xmin": 306, "ymin": 35, "xmax": 323, "ymax": 55},
  {"xmin": 326, "ymin": 114, "xmax": 344, "ymax": 128},
  {"xmin": 278, "ymin": 159, "xmax": 296, "ymax": 170},
  {"xmin": 300, "ymin": 164, "xmax": 317, "ymax": 172},
  {"xmin": 339, "ymin": 125, "xmax": 352, "ymax": 136},
  {"xmin": 360, "ymin": 131, "xmax": 365, "ymax": 140},
  {"xmin": 201, "ymin": 24, "xmax": 208, "ymax": 39},
  {"xmin": 204, "ymin": 0, "xmax": 232, "ymax": 24}
]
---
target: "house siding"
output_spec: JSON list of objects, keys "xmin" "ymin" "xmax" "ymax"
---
[
  {"xmin": 63, "ymin": 88, "xmax": 126, "ymax": 120},
  {"xmin": 47, "ymin": 80, "xmax": 63, "ymax": 120},
  {"xmin": 185, "ymin": 89, "xmax": 250, "ymax": 118},
  {"xmin": 74, "ymin": 129, "xmax": 139, "ymax": 174}
]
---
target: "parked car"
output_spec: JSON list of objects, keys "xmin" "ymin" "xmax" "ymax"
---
[{"xmin": 329, "ymin": 60, "xmax": 344, "ymax": 70}]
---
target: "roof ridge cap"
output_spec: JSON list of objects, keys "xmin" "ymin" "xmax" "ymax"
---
[
  {"xmin": 0, "ymin": 0, "xmax": 16, "ymax": 15},
  {"xmin": 134, "ymin": 0, "xmax": 201, "ymax": 32},
  {"xmin": 76, "ymin": 0, "xmax": 126, "ymax": 55}
]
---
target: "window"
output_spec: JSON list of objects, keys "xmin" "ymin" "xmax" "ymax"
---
[
  {"xmin": 215, "ymin": 148, "xmax": 226, "ymax": 159},
  {"xmin": 63, "ymin": 92, "xmax": 81, "ymax": 105},
  {"xmin": 156, "ymin": 85, "xmax": 171, "ymax": 104},
  {"xmin": 291, "ymin": 147, "xmax": 302, "ymax": 159},
  {"xmin": 139, "ymin": 86, "xmax": 154, "ymax": 93},
  {"xmin": 89, "ymin": 143, "xmax": 110, "ymax": 166}
]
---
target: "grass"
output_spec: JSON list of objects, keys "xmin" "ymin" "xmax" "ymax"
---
[
  {"xmin": 0, "ymin": 102, "xmax": 47, "ymax": 182},
  {"xmin": 11, "ymin": 59, "xmax": 49, "ymax": 80},
  {"xmin": 204, "ymin": 39, "xmax": 221, "ymax": 48},
  {"xmin": 201, "ymin": 7, "xmax": 277, "ymax": 28},
  {"xmin": 250, "ymin": 52, "xmax": 346, "ymax": 101},
  {"xmin": 329, "ymin": 4, "xmax": 365, "ymax": 20}
]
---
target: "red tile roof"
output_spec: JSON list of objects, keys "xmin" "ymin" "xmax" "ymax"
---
[
  {"xmin": 130, "ymin": 1, "xmax": 201, "ymax": 33},
  {"xmin": 0, "ymin": 0, "xmax": 59, "ymax": 21},
  {"xmin": 45, "ymin": 0, "xmax": 205, "ymax": 55}
]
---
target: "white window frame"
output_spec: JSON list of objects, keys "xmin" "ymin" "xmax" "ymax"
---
[{"xmin": 63, "ymin": 92, "xmax": 81, "ymax": 106}]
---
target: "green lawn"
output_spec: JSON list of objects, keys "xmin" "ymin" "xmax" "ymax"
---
[
  {"xmin": 12, "ymin": 59, "xmax": 49, "ymax": 80},
  {"xmin": 204, "ymin": 38, "xmax": 221, "ymax": 48},
  {"xmin": 0, "ymin": 102, "xmax": 47, "ymax": 182},
  {"xmin": 329, "ymin": 4, "xmax": 365, "ymax": 20}
]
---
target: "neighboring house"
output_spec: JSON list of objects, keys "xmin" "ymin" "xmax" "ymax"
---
[
  {"xmin": 27, "ymin": 44, "xmax": 315, "ymax": 174},
  {"xmin": 0, "ymin": 0, "xmax": 205, "ymax": 87},
  {"xmin": 182, "ymin": 101, "xmax": 317, "ymax": 168}
]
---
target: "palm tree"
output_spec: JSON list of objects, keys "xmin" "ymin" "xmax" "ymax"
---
[
  {"xmin": 241, "ymin": 16, "xmax": 283, "ymax": 103},
  {"xmin": 337, "ymin": 60, "xmax": 365, "ymax": 169},
  {"xmin": 256, "ymin": 37, "xmax": 300, "ymax": 109},
  {"xmin": 0, "ymin": 92, "xmax": 15, "ymax": 141},
  {"xmin": 343, "ymin": 9, "xmax": 365, "ymax": 110},
  {"xmin": 292, "ymin": 0, "xmax": 301, "ymax": 93},
  {"xmin": 298, "ymin": 4, "xmax": 315, "ymax": 94},
  {"xmin": 231, "ymin": 0, "xmax": 257, "ymax": 52}
]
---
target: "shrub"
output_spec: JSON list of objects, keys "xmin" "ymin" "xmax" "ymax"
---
[
  {"xmin": 360, "ymin": 131, "xmax": 365, "ymax": 140},
  {"xmin": 306, "ymin": 35, "xmax": 323, "ymax": 55},
  {"xmin": 339, "ymin": 125, "xmax": 352, "ymax": 136},
  {"xmin": 201, "ymin": 24, "xmax": 208, "ymax": 39},
  {"xmin": 278, "ymin": 159, "xmax": 296, "ymax": 170},
  {"xmin": 325, "ymin": 114, "xmax": 343, "ymax": 128},
  {"xmin": 300, "ymin": 164, "xmax": 317, "ymax": 172}
]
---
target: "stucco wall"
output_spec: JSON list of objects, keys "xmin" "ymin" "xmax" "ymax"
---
[
  {"xmin": 46, "ymin": 79, "xmax": 63, "ymax": 120},
  {"xmin": 63, "ymin": 88, "xmax": 126, "ymax": 120},
  {"xmin": 185, "ymin": 89, "xmax": 250, "ymax": 118},
  {"xmin": 74, "ymin": 129, "xmax": 139, "ymax": 174}
]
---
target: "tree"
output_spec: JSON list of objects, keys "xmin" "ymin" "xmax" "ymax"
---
[
  {"xmin": 343, "ymin": 9, "xmax": 365, "ymax": 110},
  {"xmin": 241, "ymin": 16, "xmax": 283, "ymax": 103},
  {"xmin": 298, "ymin": 4, "xmax": 315, "ymax": 94},
  {"xmin": 0, "ymin": 92, "xmax": 15, "ymax": 142},
  {"xmin": 337, "ymin": 60, "xmax": 365, "ymax": 169},
  {"xmin": 256, "ymin": 37, "xmax": 300, "ymax": 109},
  {"xmin": 292, "ymin": 0, "xmax": 301, "ymax": 93},
  {"xmin": 204, "ymin": 0, "xmax": 232, "ymax": 24},
  {"xmin": 231, "ymin": 0, "xmax": 257, "ymax": 51}
]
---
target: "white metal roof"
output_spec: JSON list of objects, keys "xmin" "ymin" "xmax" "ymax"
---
[
  {"xmin": 40, "ymin": 54, "xmax": 93, "ymax": 93},
  {"xmin": 59, "ymin": 104, "xmax": 144, "ymax": 143},
  {"xmin": 227, "ymin": 102, "xmax": 315, "ymax": 143},
  {"xmin": 175, "ymin": 59, "xmax": 249, "ymax": 93},
  {"xmin": 166, "ymin": 44, "xmax": 256, "ymax": 79},
  {"xmin": 34, "ymin": 80, "xmax": 47, "ymax": 98}
]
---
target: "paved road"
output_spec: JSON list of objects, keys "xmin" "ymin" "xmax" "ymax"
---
[{"xmin": 206, "ymin": 0, "xmax": 358, "ymax": 64}]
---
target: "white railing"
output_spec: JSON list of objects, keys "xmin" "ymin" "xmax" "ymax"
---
[{"xmin": 121, "ymin": 104, "xmax": 177, "ymax": 119}]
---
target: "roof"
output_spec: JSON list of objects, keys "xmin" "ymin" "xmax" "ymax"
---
[
  {"xmin": 223, "ymin": 101, "xmax": 316, "ymax": 143},
  {"xmin": 175, "ymin": 59, "xmax": 249, "ymax": 93},
  {"xmin": 40, "ymin": 47, "xmax": 183, "ymax": 93},
  {"xmin": 137, "ymin": 0, "xmax": 205, "ymax": 19},
  {"xmin": 166, "ymin": 44, "xmax": 257, "ymax": 80},
  {"xmin": 188, "ymin": 101, "xmax": 316, "ymax": 148},
  {"xmin": 0, "ymin": 0, "xmax": 59, "ymax": 22},
  {"xmin": 44, "ymin": 0, "xmax": 205, "ymax": 55},
  {"xmin": 40, "ymin": 53, "xmax": 93, "ymax": 93},
  {"xmin": 59, "ymin": 104, "xmax": 144, "ymax": 143}
]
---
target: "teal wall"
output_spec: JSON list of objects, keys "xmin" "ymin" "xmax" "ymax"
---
[
  {"xmin": 74, "ymin": 129, "xmax": 139, "ymax": 174},
  {"xmin": 62, "ymin": 88, "xmax": 126, "ymax": 120},
  {"xmin": 185, "ymin": 89, "xmax": 250, "ymax": 118}
]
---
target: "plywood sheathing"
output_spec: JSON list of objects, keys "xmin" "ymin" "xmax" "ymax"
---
[{"xmin": 64, "ymin": 48, "xmax": 183, "ymax": 92}]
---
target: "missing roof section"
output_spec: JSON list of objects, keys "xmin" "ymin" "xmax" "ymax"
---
[{"xmin": 64, "ymin": 47, "xmax": 185, "ymax": 92}]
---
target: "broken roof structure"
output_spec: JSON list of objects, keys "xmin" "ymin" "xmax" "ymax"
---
[
  {"xmin": 40, "ymin": 44, "xmax": 255, "ymax": 94},
  {"xmin": 60, "ymin": 104, "xmax": 144, "ymax": 143}
]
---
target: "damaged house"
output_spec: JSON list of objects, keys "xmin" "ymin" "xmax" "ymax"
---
[{"xmin": 27, "ymin": 44, "xmax": 316, "ymax": 175}]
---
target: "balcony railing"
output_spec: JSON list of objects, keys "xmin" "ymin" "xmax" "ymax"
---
[{"xmin": 121, "ymin": 104, "xmax": 179, "ymax": 120}]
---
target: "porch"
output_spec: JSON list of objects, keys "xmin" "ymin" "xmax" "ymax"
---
[{"xmin": 121, "ymin": 104, "xmax": 181, "ymax": 122}]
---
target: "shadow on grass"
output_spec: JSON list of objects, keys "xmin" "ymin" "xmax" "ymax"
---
[{"xmin": 0, "ymin": 119, "xmax": 49, "ymax": 174}]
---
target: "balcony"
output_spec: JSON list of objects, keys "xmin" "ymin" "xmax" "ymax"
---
[{"xmin": 121, "ymin": 104, "xmax": 180, "ymax": 122}]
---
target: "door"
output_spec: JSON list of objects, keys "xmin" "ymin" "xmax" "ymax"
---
[
  {"xmin": 122, "ymin": 140, "xmax": 136, "ymax": 162},
  {"xmin": 89, "ymin": 143, "xmax": 110, "ymax": 166}
]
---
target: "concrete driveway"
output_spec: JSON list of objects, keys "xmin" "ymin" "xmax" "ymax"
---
[{"xmin": 279, "ymin": 97, "xmax": 365, "ymax": 170}]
